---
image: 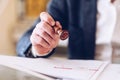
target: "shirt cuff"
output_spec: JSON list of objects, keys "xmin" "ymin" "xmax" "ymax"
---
[{"xmin": 31, "ymin": 46, "xmax": 52, "ymax": 57}]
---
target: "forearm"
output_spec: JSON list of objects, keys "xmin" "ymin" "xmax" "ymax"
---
[
  {"xmin": 16, "ymin": 18, "xmax": 40, "ymax": 57},
  {"xmin": 16, "ymin": 0, "xmax": 68, "ymax": 57}
]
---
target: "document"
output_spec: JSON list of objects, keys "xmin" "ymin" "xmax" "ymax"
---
[
  {"xmin": 0, "ymin": 55, "xmax": 109, "ymax": 80},
  {"xmin": 97, "ymin": 64, "xmax": 120, "ymax": 80}
]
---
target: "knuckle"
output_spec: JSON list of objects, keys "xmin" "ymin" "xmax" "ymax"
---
[
  {"xmin": 40, "ymin": 12, "xmax": 45, "ymax": 16},
  {"xmin": 33, "ymin": 28, "xmax": 38, "ymax": 34},
  {"xmin": 41, "ymin": 30, "xmax": 46, "ymax": 36},
  {"xmin": 41, "ymin": 22, "xmax": 48, "ymax": 29},
  {"xmin": 38, "ymin": 37, "xmax": 43, "ymax": 44},
  {"xmin": 42, "ymin": 21, "xmax": 46, "ymax": 25},
  {"xmin": 40, "ymin": 12, "xmax": 46, "ymax": 19},
  {"xmin": 39, "ymin": 23, "xmax": 44, "ymax": 28},
  {"xmin": 36, "ymin": 23, "xmax": 41, "ymax": 28},
  {"xmin": 36, "ymin": 22, "xmax": 45, "ymax": 29},
  {"xmin": 46, "ymin": 17, "xmax": 51, "ymax": 22}
]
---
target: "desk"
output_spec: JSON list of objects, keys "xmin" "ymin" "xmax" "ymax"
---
[{"xmin": 0, "ymin": 65, "xmax": 44, "ymax": 80}]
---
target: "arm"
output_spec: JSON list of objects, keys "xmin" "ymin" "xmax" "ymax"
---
[
  {"xmin": 16, "ymin": 18, "xmax": 40, "ymax": 57},
  {"xmin": 16, "ymin": 0, "xmax": 68, "ymax": 58},
  {"xmin": 16, "ymin": 17, "xmax": 56, "ymax": 58},
  {"xmin": 47, "ymin": 0, "xmax": 68, "ymax": 30}
]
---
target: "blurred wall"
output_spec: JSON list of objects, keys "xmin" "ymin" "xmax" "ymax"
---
[
  {"xmin": 25, "ymin": 0, "xmax": 49, "ymax": 18},
  {"xmin": 0, "ymin": 0, "xmax": 17, "ymax": 55}
]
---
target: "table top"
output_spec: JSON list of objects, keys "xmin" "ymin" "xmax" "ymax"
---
[{"xmin": 0, "ymin": 65, "xmax": 45, "ymax": 80}]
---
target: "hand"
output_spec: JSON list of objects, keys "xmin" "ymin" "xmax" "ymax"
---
[
  {"xmin": 111, "ymin": 0, "xmax": 115, "ymax": 3},
  {"xmin": 30, "ymin": 12, "xmax": 62, "ymax": 54}
]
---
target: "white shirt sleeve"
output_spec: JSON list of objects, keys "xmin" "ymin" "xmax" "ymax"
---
[{"xmin": 95, "ymin": 0, "xmax": 117, "ymax": 62}]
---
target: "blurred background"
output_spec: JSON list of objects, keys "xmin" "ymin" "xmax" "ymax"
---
[
  {"xmin": 0, "ymin": 0, "xmax": 49, "ymax": 56},
  {"xmin": 0, "ymin": 0, "xmax": 120, "ymax": 63}
]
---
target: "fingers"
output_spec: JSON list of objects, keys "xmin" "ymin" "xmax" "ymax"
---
[
  {"xmin": 30, "ymin": 33, "xmax": 50, "ymax": 49},
  {"xmin": 33, "ymin": 45, "xmax": 51, "ymax": 54},
  {"xmin": 111, "ymin": 0, "xmax": 115, "ymax": 3},
  {"xmin": 54, "ymin": 21, "xmax": 62, "ymax": 34},
  {"xmin": 56, "ymin": 21, "xmax": 62, "ymax": 29},
  {"xmin": 40, "ymin": 12, "xmax": 62, "ymax": 35},
  {"xmin": 40, "ymin": 12, "xmax": 55, "ymax": 26},
  {"xmin": 36, "ymin": 21, "xmax": 55, "ymax": 39},
  {"xmin": 30, "ymin": 21, "xmax": 60, "ymax": 53},
  {"xmin": 33, "ymin": 23, "xmax": 59, "ymax": 47},
  {"xmin": 30, "ymin": 12, "xmax": 62, "ymax": 54},
  {"xmin": 34, "ymin": 27, "xmax": 53, "ymax": 45},
  {"xmin": 30, "ymin": 30, "xmax": 59, "ymax": 54}
]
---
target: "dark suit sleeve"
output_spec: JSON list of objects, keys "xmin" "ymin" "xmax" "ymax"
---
[
  {"xmin": 47, "ymin": 0, "xmax": 68, "ymax": 30},
  {"xmin": 16, "ymin": 0, "xmax": 68, "ymax": 58},
  {"xmin": 16, "ymin": 18, "xmax": 40, "ymax": 57}
]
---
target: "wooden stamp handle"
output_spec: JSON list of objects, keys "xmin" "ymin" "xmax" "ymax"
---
[
  {"xmin": 57, "ymin": 29, "xmax": 69, "ymax": 40},
  {"xmin": 54, "ymin": 26, "xmax": 69, "ymax": 40}
]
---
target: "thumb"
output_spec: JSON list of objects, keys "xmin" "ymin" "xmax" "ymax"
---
[{"xmin": 40, "ymin": 12, "xmax": 55, "ymax": 26}]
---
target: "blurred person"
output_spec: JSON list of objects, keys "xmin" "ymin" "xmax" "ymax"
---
[{"xmin": 16, "ymin": 0, "xmax": 116, "ymax": 62}]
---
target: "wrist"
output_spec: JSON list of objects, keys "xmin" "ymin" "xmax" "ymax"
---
[{"xmin": 31, "ymin": 46, "xmax": 52, "ymax": 57}]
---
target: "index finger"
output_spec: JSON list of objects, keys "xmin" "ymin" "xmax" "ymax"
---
[{"xmin": 40, "ymin": 12, "xmax": 55, "ymax": 26}]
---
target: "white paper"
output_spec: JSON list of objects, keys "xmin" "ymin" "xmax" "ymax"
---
[
  {"xmin": 98, "ymin": 64, "xmax": 120, "ymax": 80},
  {"xmin": 0, "ymin": 55, "xmax": 109, "ymax": 80}
]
